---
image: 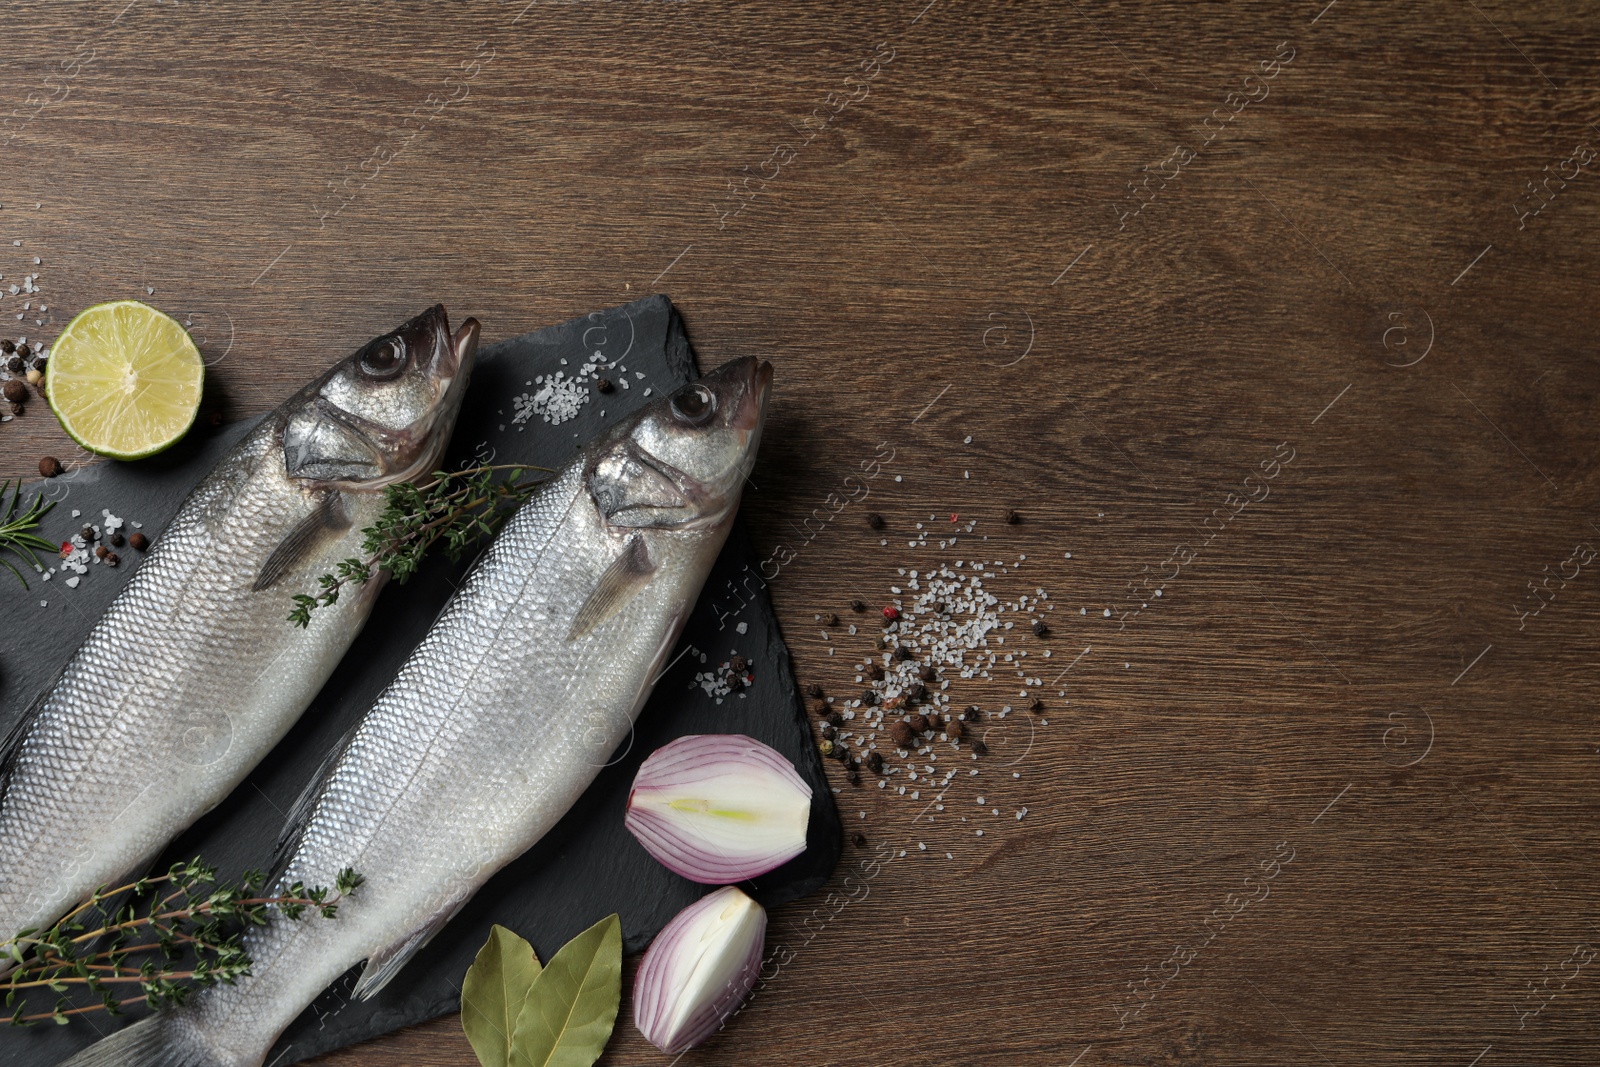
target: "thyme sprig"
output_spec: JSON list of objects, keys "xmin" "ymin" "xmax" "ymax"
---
[
  {"xmin": 2, "ymin": 857, "xmax": 363, "ymax": 1026},
  {"xmin": 288, "ymin": 463, "xmax": 550, "ymax": 628},
  {"xmin": 0, "ymin": 480, "xmax": 57, "ymax": 589}
]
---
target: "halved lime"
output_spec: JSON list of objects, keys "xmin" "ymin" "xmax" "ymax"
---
[{"xmin": 46, "ymin": 300, "xmax": 204, "ymax": 459}]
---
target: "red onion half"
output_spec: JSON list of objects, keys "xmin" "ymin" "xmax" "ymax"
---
[
  {"xmin": 633, "ymin": 885, "xmax": 768, "ymax": 1054},
  {"xmin": 625, "ymin": 733, "xmax": 812, "ymax": 884}
]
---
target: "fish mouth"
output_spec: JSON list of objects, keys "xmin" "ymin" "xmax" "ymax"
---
[
  {"xmin": 418, "ymin": 313, "xmax": 479, "ymax": 457},
  {"xmin": 729, "ymin": 357, "xmax": 773, "ymax": 435},
  {"xmin": 378, "ymin": 312, "xmax": 479, "ymax": 485}
]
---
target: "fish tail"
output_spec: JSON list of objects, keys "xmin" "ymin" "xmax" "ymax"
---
[{"xmin": 59, "ymin": 1011, "xmax": 230, "ymax": 1067}]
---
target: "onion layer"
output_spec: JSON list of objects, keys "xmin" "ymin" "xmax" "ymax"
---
[
  {"xmin": 625, "ymin": 733, "xmax": 812, "ymax": 884},
  {"xmin": 633, "ymin": 885, "xmax": 768, "ymax": 1054}
]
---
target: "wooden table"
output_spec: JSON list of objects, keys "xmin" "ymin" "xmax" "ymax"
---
[{"xmin": 3, "ymin": 1, "xmax": 1598, "ymax": 1062}]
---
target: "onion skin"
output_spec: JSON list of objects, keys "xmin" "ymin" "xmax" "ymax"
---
[
  {"xmin": 633, "ymin": 886, "xmax": 768, "ymax": 1054},
  {"xmin": 625, "ymin": 734, "xmax": 812, "ymax": 884}
]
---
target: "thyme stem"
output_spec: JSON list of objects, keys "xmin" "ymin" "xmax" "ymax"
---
[
  {"xmin": 2, "ymin": 858, "xmax": 363, "ymax": 1027},
  {"xmin": 288, "ymin": 463, "xmax": 550, "ymax": 627}
]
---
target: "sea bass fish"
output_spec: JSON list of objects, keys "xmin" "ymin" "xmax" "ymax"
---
[
  {"xmin": 0, "ymin": 305, "xmax": 478, "ymax": 951},
  {"xmin": 63, "ymin": 355, "xmax": 771, "ymax": 1067}
]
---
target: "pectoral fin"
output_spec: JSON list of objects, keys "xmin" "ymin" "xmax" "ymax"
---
[
  {"xmin": 568, "ymin": 535, "xmax": 655, "ymax": 640},
  {"xmin": 253, "ymin": 490, "xmax": 351, "ymax": 592}
]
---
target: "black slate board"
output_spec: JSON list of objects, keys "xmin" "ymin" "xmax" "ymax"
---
[{"xmin": 0, "ymin": 296, "xmax": 840, "ymax": 1066}]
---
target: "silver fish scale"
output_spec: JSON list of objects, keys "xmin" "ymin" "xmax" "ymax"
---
[
  {"xmin": 0, "ymin": 418, "xmax": 387, "ymax": 945},
  {"xmin": 181, "ymin": 462, "xmax": 726, "ymax": 1059}
]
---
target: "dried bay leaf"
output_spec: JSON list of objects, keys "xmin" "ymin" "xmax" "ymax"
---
[
  {"xmin": 509, "ymin": 914, "xmax": 622, "ymax": 1067},
  {"xmin": 462, "ymin": 924, "xmax": 543, "ymax": 1067}
]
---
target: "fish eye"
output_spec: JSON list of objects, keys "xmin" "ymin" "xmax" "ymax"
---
[
  {"xmin": 357, "ymin": 336, "xmax": 408, "ymax": 380},
  {"xmin": 670, "ymin": 385, "xmax": 716, "ymax": 425}
]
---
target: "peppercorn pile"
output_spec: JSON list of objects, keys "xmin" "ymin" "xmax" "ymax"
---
[
  {"xmin": 0, "ymin": 338, "xmax": 49, "ymax": 419},
  {"xmin": 34, "ymin": 507, "xmax": 151, "ymax": 604},
  {"xmin": 802, "ymin": 513, "xmax": 1068, "ymax": 854}
]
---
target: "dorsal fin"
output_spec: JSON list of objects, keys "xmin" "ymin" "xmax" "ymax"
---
[
  {"xmin": 262, "ymin": 722, "xmax": 360, "ymax": 890},
  {"xmin": 567, "ymin": 535, "xmax": 655, "ymax": 640},
  {"xmin": 253, "ymin": 490, "xmax": 350, "ymax": 592}
]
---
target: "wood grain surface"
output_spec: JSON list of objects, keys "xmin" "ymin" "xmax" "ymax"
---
[{"xmin": 1, "ymin": 1, "xmax": 1598, "ymax": 1063}]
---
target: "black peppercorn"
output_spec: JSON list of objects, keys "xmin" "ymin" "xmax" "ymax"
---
[
  {"xmin": 1029, "ymin": 696, "xmax": 1044, "ymax": 712},
  {"xmin": 851, "ymin": 599, "xmax": 866, "ymax": 612},
  {"xmin": 820, "ymin": 724, "xmax": 836, "ymax": 740},
  {"xmin": 38, "ymin": 456, "xmax": 62, "ymax": 478},
  {"xmin": 109, "ymin": 531, "xmax": 124, "ymax": 547},
  {"xmin": 852, "ymin": 832, "xmax": 868, "ymax": 847},
  {"xmin": 2, "ymin": 379, "xmax": 25, "ymax": 404},
  {"xmin": 888, "ymin": 720, "xmax": 914, "ymax": 747},
  {"xmin": 7, "ymin": 402, "xmax": 21, "ymax": 416},
  {"xmin": 0, "ymin": 340, "xmax": 12, "ymax": 353},
  {"xmin": 104, "ymin": 552, "xmax": 120, "ymax": 568},
  {"xmin": 963, "ymin": 705, "xmax": 981, "ymax": 722},
  {"xmin": 806, "ymin": 683, "xmax": 824, "ymax": 698},
  {"xmin": 15, "ymin": 343, "xmax": 30, "ymax": 359},
  {"xmin": 972, "ymin": 737, "xmax": 989, "ymax": 756},
  {"xmin": 821, "ymin": 612, "xmax": 838, "ymax": 627},
  {"xmin": 919, "ymin": 665, "xmax": 937, "ymax": 682},
  {"xmin": 1005, "ymin": 509, "xmax": 1021, "ymax": 524},
  {"xmin": 31, "ymin": 355, "xmax": 46, "ymax": 373},
  {"xmin": 730, "ymin": 655, "xmax": 748, "ymax": 674},
  {"xmin": 861, "ymin": 689, "xmax": 879, "ymax": 705},
  {"xmin": 81, "ymin": 525, "xmax": 96, "ymax": 542},
  {"xmin": 868, "ymin": 664, "xmax": 884, "ymax": 681},
  {"xmin": 596, "ymin": 378, "xmax": 614, "ymax": 393},
  {"xmin": 830, "ymin": 743, "xmax": 850, "ymax": 762},
  {"xmin": 867, "ymin": 513, "xmax": 884, "ymax": 530},
  {"xmin": 895, "ymin": 645, "xmax": 914, "ymax": 662},
  {"xmin": 810, "ymin": 699, "xmax": 828, "ymax": 716},
  {"xmin": 867, "ymin": 752, "xmax": 885, "ymax": 774},
  {"xmin": 826, "ymin": 710, "xmax": 843, "ymax": 727},
  {"xmin": 1032, "ymin": 619, "xmax": 1049, "ymax": 637},
  {"xmin": 906, "ymin": 683, "xmax": 927, "ymax": 703},
  {"xmin": 4, "ymin": 356, "xmax": 20, "ymax": 374}
]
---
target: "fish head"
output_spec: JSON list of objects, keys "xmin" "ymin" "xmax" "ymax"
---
[
  {"xmin": 281, "ymin": 304, "xmax": 479, "ymax": 488},
  {"xmin": 588, "ymin": 356, "xmax": 773, "ymax": 532}
]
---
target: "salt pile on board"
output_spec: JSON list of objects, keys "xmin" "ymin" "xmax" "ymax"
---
[
  {"xmin": 689, "ymin": 650, "xmax": 754, "ymax": 705},
  {"xmin": 504, "ymin": 349, "xmax": 638, "ymax": 431},
  {"xmin": 512, "ymin": 371, "xmax": 588, "ymax": 426}
]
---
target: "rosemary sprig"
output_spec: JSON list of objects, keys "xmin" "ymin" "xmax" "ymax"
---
[
  {"xmin": 2, "ymin": 857, "xmax": 363, "ymax": 1026},
  {"xmin": 0, "ymin": 479, "xmax": 57, "ymax": 589},
  {"xmin": 288, "ymin": 463, "xmax": 549, "ymax": 628}
]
